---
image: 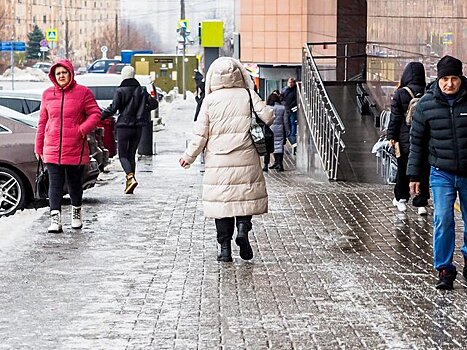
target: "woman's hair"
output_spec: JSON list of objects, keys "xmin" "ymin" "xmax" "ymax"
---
[{"xmin": 266, "ymin": 92, "xmax": 281, "ymax": 106}]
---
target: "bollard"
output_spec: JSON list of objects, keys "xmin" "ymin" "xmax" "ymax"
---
[{"xmin": 138, "ymin": 111, "xmax": 154, "ymax": 155}]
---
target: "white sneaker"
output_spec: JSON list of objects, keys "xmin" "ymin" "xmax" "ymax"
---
[
  {"xmin": 392, "ymin": 198, "xmax": 407, "ymax": 212},
  {"xmin": 418, "ymin": 207, "xmax": 428, "ymax": 216},
  {"xmin": 71, "ymin": 206, "xmax": 82, "ymax": 229},
  {"xmin": 48, "ymin": 210, "xmax": 63, "ymax": 233}
]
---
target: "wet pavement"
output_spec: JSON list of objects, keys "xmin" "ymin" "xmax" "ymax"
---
[{"xmin": 1, "ymin": 95, "xmax": 467, "ymax": 349}]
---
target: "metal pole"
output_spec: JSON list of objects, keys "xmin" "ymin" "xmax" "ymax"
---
[
  {"xmin": 180, "ymin": 0, "xmax": 186, "ymax": 100},
  {"xmin": 344, "ymin": 44, "xmax": 348, "ymax": 82},
  {"xmin": 182, "ymin": 41, "xmax": 186, "ymax": 100},
  {"xmin": 10, "ymin": 49, "xmax": 14, "ymax": 90}
]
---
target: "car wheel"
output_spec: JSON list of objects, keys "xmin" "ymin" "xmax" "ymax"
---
[{"xmin": 0, "ymin": 167, "xmax": 27, "ymax": 217}]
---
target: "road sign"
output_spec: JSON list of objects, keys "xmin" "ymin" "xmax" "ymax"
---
[
  {"xmin": 12, "ymin": 42, "xmax": 26, "ymax": 51},
  {"xmin": 178, "ymin": 19, "xmax": 189, "ymax": 29},
  {"xmin": 0, "ymin": 42, "xmax": 12, "ymax": 51},
  {"xmin": 100, "ymin": 46, "xmax": 108, "ymax": 53},
  {"xmin": 0, "ymin": 41, "xmax": 26, "ymax": 52},
  {"xmin": 40, "ymin": 39, "xmax": 48, "ymax": 47},
  {"xmin": 40, "ymin": 46, "xmax": 48, "ymax": 52},
  {"xmin": 46, "ymin": 28, "xmax": 58, "ymax": 42}
]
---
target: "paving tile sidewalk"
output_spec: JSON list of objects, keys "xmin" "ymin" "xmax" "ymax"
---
[{"xmin": 1, "ymin": 95, "xmax": 466, "ymax": 349}]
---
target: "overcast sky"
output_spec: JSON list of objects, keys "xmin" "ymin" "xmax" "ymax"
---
[{"xmin": 121, "ymin": 0, "xmax": 235, "ymax": 54}]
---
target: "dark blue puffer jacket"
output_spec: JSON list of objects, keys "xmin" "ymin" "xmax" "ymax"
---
[{"xmin": 407, "ymin": 77, "xmax": 467, "ymax": 178}]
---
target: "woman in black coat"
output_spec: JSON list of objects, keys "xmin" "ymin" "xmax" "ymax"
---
[
  {"xmin": 386, "ymin": 62, "xmax": 430, "ymax": 215},
  {"xmin": 101, "ymin": 66, "xmax": 158, "ymax": 194}
]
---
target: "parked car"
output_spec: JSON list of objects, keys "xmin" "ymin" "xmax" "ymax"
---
[
  {"xmin": 87, "ymin": 59, "xmax": 121, "ymax": 74},
  {"xmin": 0, "ymin": 106, "xmax": 99, "ymax": 217},
  {"xmin": 32, "ymin": 62, "xmax": 52, "ymax": 74},
  {"xmin": 0, "ymin": 89, "xmax": 111, "ymax": 167},
  {"xmin": 75, "ymin": 67, "xmax": 87, "ymax": 75},
  {"xmin": 0, "ymin": 90, "xmax": 42, "ymax": 114},
  {"xmin": 106, "ymin": 63, "xmax": 128, "ymax": 74}
]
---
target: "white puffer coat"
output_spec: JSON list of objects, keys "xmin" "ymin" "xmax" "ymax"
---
[{"xmin": 182, "ymin": 57, "xmax": 274, "ymax": 218}]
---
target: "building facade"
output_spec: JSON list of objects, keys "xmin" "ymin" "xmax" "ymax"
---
[
  {"xmin": 1, "ymin": 0, "xmax": 120, "ymax": 66},
  {"xmin": 236, "ymin": 0, "xmax": 367, "ymax": 96}
]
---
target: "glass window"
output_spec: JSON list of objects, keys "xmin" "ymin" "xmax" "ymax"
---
[
  {"xmin": 0, "ymin": 98, "xmax": 26, "ymax": 114},
  {"xmin": 25, "ymin": 100, "xmax": 41, "ymax": 113}
]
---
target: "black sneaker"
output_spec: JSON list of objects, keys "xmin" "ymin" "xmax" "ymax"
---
[
  {"xmin": 463, "ymin": 265, "xmax": 467, "ymax": 282},
  {"xmin": 435, "ymin": 268, "xmax": 457, "ymax": 290}
]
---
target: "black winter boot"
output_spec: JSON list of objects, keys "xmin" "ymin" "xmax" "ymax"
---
[
  {"xmin": 217, "ymin": 241, "xmax": 233, "ymax": 262},
  {"xmin": 269, "ymin": 153, "xmax": 279, "ymax": 169},
  {"xmin": 277, "ymin": 153, "xmax": 284, "ymax": 172},
  {"xmin": 235, "ymin": 223, "xmax": 253, "ymax": 260},
  {"xmin": 435, "ymin": 268, "xmax": 457, "ymax": 290}
]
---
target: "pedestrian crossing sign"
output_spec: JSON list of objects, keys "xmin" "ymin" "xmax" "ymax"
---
[{"xmin": 46, "ymin": 28, "xmax": 58, "ymax": 42}]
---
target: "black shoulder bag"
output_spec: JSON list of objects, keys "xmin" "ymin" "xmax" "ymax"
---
[
  {"xmin": 246, "ymin": 88, "xmax": 274, "ymax": 156},
  {"xmin": 34, "ymin": 157, "xmax": 49, "ymax": 201}
]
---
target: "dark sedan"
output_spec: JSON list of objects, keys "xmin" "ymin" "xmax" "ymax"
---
[{"xmin": 0, "ymin": 106, "xmax": 99, "ymax": 217}]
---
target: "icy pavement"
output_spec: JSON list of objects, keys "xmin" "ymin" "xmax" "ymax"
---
[{"xmin": 0, "ymin": 94, "xmax": 466, "ymax": 349}]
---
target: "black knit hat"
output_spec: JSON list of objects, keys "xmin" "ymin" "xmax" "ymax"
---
[{"xmin": 437, "ymin": 55, "xmax": 463, "ymax": 78}]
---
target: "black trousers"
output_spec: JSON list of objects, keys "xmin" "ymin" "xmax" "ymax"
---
[
  {"xmin": 394, "ymin": 152, "xmax": 430, "ymax": 207},
  {"xmin": 215, "ymin": 216, "xmax": 252, "ymax": 243},
  {"xmin": 117, "ymin": 127, "xmax": 142, "ymax": 174},
  {"xmin": 47, "ymin": 163, "xmax": 84, "ymax": 211}
]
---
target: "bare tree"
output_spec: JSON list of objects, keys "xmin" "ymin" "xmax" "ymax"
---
[{"xmin": 89, "ymin": 19, "xmax": 160, "ymax": 60}]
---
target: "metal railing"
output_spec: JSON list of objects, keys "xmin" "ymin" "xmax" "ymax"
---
[
  {"xmin": 299, "ymin": 45, "xmax": 346, "ymax": 180},
  {"xmin": 374, "ymin": 109, "xmax": 397, "ymax": 185}
]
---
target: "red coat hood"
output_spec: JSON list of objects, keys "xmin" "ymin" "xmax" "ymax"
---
[{"xmin": 48, "ymin": 59, "xmax": 76, "ymax": 90}]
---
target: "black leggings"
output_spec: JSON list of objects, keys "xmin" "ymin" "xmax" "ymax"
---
[
  {"xmin": 47, "ymin": 163, "xmax": 84, "ymax": 211},
  {"xmin": 117, "ymin": 127, "xmax": 142, "ymax": 174},
  {"xmin": 215, "ymin": 216, "xmax": 252, "ymax": 243},
  {"xmin": 394, "ymin": 152, "xmax": 430, "ymax": 207}
]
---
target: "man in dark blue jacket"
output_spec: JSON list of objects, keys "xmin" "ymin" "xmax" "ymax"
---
[
  {"xmin": 281, "ymin": 77, "xmax": 298, "ymax": 147},
  {"xmin": 408, "ymin": 55, "xmax": 467, "ymax": 290}
]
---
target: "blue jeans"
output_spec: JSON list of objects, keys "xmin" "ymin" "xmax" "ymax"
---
[
  {"xmin": 288, "ymin": 110, "xmax": 297, "ymax": 145},
  {"xmin": 430, "ymin": 166, "xmax": 467, "ymax": 271}
]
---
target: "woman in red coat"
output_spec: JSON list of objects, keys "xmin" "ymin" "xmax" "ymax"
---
[{"xmin": 35, "ymin": 59, "xmax": 101, "ymax": 233}]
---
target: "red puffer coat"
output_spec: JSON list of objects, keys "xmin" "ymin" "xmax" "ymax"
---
[{"xmin": 35, "ymin": 59, "xmax": 101, "ymax": 165}]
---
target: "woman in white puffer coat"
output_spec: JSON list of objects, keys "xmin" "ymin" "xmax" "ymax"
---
[{"xmin": 179, "ymin": 57, "xmax": 274, "ymax": 262}]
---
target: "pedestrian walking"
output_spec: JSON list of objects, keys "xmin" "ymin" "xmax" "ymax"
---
[
  {"xmin": 101, "ymin": 66, "xmax": 158, "ymax": 194},
  {"xmin": 281, "ymin": 77, "xmax": 298, "ymax": 147},
  {"xmin": 179, "ymin": 57, "xmax": 274, "ymax": 262},
  {"xmin": 34, "ymin": 59, "xmax": 101, "ymax": 233},
  {"xmin": 387, "ymin": 62, "xmax": 429, "ymax": 215},
  {"xmin": 263, "ymin": 91, "xmax": 289, "ymax": 172},
  {"xmin": 408, "ymin": 55, "xmax": 467, "ymax": 290},
  {"xmin": 193, "ymin": 69, "xmax": 203, "ymax": 91},
  {"xmin": 194, "ymin": 79, "xmax": 205, "ymax": 122}
]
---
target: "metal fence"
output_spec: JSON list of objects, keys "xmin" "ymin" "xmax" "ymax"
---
[{"xmin": 299, "ymin": 45, "xmax": 346, "ymax": 180}]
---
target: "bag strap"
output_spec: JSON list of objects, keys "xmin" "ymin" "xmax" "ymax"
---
[
  {"xmin": 402, "ymin": 86, "xmax": 415, "ymax": 99},
  {"xmin": 245, "ymin": 88, "xmax": 259, "ymax": 120},
  {"xmin": 36, "ymin": 157, "xmax": 44, "ymax": 175}
]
